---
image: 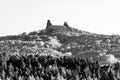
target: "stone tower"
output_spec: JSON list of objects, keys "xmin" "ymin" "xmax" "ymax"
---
[
  {"xmin": 63, "ymin": 22, "xmax": 69, "ymax": 27},
  {"xmin": 47, "ymin": 20, "xmax": 52, "ymax": 27}
]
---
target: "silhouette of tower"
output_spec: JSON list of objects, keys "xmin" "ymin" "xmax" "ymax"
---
[
  {"xmin": 63, "ymin": 22, "xmax": 72, "ymax": 31},
  {"xmin": 64, "ymin": 22, "xmax": 69, "ymax": 27},
  {"xmin": 47, "ymin": 20, "xmax": 52, "ymax": 27}
]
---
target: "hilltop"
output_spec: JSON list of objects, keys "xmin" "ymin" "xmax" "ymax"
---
[{"xmin": 0, "ymin": 20, "xmax": 120, "ymax": 64}]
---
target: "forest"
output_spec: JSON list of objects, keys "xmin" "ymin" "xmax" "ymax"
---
[{"xmin": 0, "ymin": 52, "xmax": 120, "ymax": 80}]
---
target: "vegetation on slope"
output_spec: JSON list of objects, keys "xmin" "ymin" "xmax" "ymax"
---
[{"xmin": 0, "ymin": 20, "xmax": 120, "ymax": 64}]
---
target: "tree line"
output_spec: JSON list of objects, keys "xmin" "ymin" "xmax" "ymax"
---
[{"xmin": 0, "ymin": 53, "xmax": 120, "ymax": 80}]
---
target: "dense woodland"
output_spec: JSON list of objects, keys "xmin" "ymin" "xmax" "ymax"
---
[{"xmin": 0, "ymin": 52, "xmax": 120, "ymax": 80}]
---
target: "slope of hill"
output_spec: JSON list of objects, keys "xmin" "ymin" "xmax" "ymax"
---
[{"xmin": 0, "ymin": 20, "xmax": 120, "ymax": 64}]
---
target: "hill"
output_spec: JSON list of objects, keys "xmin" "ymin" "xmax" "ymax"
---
[{"xmin": 0, "ymin": 20, "xmax": 120, "ymax": 64}]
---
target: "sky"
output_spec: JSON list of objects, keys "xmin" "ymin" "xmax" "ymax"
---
[{"xmin": 0, "ymin": 0, "xmax": 120, "ymax": 36}]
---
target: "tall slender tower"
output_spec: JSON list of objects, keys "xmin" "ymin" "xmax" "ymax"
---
[
  {"xmin": 46, "ymin": 20, "xmax": 52, "ymax": 32},
  {"xmin": 47, "ymin": 20, "xmax": 52, "ymax": 27}
]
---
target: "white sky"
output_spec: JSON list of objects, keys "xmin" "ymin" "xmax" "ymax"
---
[{"xmin": 0, "ymin": 0, "xmax": 120, "ymax": 36}]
